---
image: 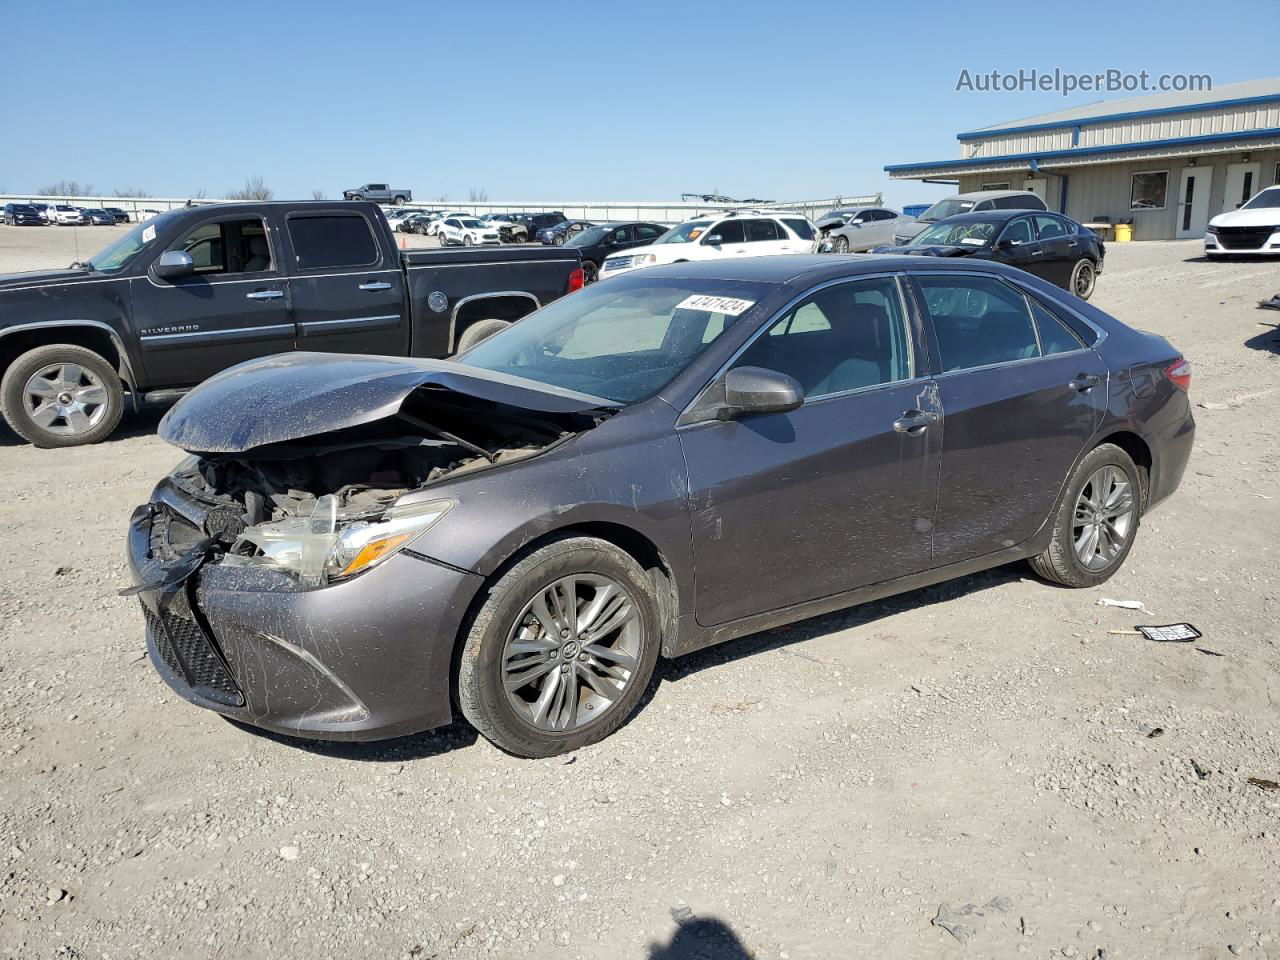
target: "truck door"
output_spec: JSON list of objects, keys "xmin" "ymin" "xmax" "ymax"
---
[
  {"xmin": 130, "ymin": 211, "xmax": 296, "ymax": 389},
  {"xmin": 278, "ymin": 208, "xmax": 409, "ymax": 357}
]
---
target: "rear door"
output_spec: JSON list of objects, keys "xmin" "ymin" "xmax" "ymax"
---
[
  {"xmin": 130, "ymin": 210, "xmax": 296, "ymax": 388},
  {"xmin": 1032, "ymin": 215, "xmax": 1076, "ymax": 287},
  {"xmin": 911, "ymin": 271, "xmax": 1107, "ymax": 566},
  {"xmin": 280, "ymin": 208, "xmax": 408, "ymax": 356},
  {"xmin": 740, "ymin": 218, "xmax": 790, "ymax": 255}
]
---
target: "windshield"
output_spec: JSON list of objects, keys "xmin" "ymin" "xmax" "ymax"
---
[
  {"xmin": 1242, "ymin": 188, "xmax": 1280, "ymax": 210},
  {"xmin": 566, "ymin": 226, "xmax": 609, "ymax": 247},
  {"xmin": 820, "ymin": 208, "xmax": 858, "ymax": 220},
  {"xmin": 87, "ymin": 212, "xmax": 176, "ymax": 273},
  {"xmin": 461, "ymin": 219, "xmax": 484, "ymax": 228},
  {"xmin": 918, "ymin": 198, "xmax": 976, "ymax": 222},
  {"xmin": 655, "ymin": 221, "xmax": 711, "ymax": 244},
  {"xmin": 457, "ymin": 276, "xmax": 778, "ymax": 403},
  {"xmin": 912, "ymin": 220, "xmax": 999, "ymax": 246}
]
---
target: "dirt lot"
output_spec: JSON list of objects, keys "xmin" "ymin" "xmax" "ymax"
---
[{"xmin": 1, "ymin": 224, "xmax": 1278, "ymax": 960}]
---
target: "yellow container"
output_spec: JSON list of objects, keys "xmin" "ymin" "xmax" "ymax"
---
[{"xmin": 1115, "ymin": 223, "xmax": 1133, "ymax": 243}]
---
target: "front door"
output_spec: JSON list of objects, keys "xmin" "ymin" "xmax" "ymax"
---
[
  {"xmin": 912, "ymin": 272, "xmax": 1108, "ymax": 565},
  {"xmin": 1175, "ymin": 167, "xmax": 1213, "ymax": 238},
  {"xmin": 131, "ymin": 212, "xmax": 296, "ymax": 388},
  {"xmin": 994, "ymin": 215, "xmax": 1047, "ymax": 279},
  {"xmin": 279, "ymin": 209, "xmax": 408, "ymax": 356},
  {"xmin": 679, "ymin": 275, "xmax": 940, "ymax": 626},
  {"xmin": 1222, "ymin": 162, "xmax": 1261, "ymax": 215}
]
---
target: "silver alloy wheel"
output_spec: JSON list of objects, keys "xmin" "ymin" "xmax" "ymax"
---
[
  {"xmin": 23, "ymin": 362, "xmax": 109, "ymax": 436},
  {"xmin": 501, "ymin": 574, "xmax": 642, "ymax": 732},
  {"xmin": 834, "ymin": 236, "xmax": 849, "ymax": 253},
  {"xmin": 1073, "ymin": 465, "xmax": 1135, "ymax": 570}
]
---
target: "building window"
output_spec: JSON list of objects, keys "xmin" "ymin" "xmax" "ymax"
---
[
  {"xmin": 1130, "ymin": 171, "xmax": 1169, "ymax": 211},
  {"xmin": 980, "ymin": 182, "xmax": 1010, "ymax": 191}
]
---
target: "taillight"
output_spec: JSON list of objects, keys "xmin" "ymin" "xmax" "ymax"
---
[
  {"xmin": 567, "ymin": 267, "xmax": 585, "ymax": 293},
  {"xmin": 1164, "ymin": 358, "xmax": 1191, "ymax": 391}
]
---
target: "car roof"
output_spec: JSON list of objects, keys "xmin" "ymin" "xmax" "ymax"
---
[
  {"xmin": 951, "ymin": 189, "xmax": 1043, "ymax": 201},
  {"xmin": 931, "ymin": 209, "xmax": 1050, "ymax": 224},
  {"xmin": 630, "ymin": 253, "xmax": 1039, "ymax": 286}
]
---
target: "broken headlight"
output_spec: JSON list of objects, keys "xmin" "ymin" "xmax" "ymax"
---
[{"xmin": 232, "ymin": 497, "xmax": 453, "ymax": 586}]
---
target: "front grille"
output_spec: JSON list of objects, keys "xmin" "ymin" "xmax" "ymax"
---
[
  {"xmin": 141, "ymin": 599, "xmax": 243, "ymax": 706},
  {"xmin": 604, "ymin": 256, "xmax": 632, "ymax": 271},
  {"xmin": 1215, "ymin": 226, "xmax": 1276, "ymax": 250}
]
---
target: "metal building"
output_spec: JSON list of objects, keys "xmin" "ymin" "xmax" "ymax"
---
[{"xmin": 884, "ymin": 77, "xmax": 1280, "ymax": 240}]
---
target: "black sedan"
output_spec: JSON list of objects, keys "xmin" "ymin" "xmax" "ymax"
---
[
  {"xmin": 872, "ymin": 210, "xmax": 1105, "ymax": 300},
  {"xmin": 128, "ymin": 256, "xmax": 1193, "ymax": 757},
  {"xmin": 103, "ymin": 207, "xmax": 131, "ymax": 224},
  {"xmin": 3, "ymin": 203, "xmax": 45, "ymax": 225},
  {"xmin": 564, "ymin": 221, "xmax": 668, "ymax": 282},
  {"xmin": 83, "ymin": 208, "xmax": 118, "ymax": 225},
  {"xmin": 537, "ymin": 219, "xmax": 593, "ymax": 245}
]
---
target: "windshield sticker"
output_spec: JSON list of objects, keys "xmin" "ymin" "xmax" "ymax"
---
[
  {"xmin": 676, "ymin": 295, "xmax": 756, "ymax": 316},
  {"xmin": 686, "ymin": 229, "xmax": 703, "ymax": 240},
  {"xmin": 142, "ymin": 224, "xmax": 157, "ymax": 244},
  {"xmin": 960, "ymin": 237, "xmax": 985, "ymax": 245}
]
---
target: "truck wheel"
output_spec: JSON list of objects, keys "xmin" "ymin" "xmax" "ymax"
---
[
  {"xmin": 456, "ymin": 536, "xmax": 662, "ymax": 757},
  {"xmin": 455, "ymin": 318, "xmax": 512, "ymax": 353},
  {"xmin": 393, "ymin": 195, "xmax": 406, "ymax": 205},
  {"xmin": 1, "ymin": 344, "xmax": 125, "ymax": 447},
  {"xmin": 350, "ymin": 193, "xmax": 363, "ymax": 201}
]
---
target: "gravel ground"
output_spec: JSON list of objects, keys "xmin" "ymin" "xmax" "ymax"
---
[{"xmin": 1, "ymin": 225, "xmax": 1278, "ymax": 960}]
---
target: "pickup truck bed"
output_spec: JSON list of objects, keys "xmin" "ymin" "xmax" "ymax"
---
[{"xmin": 0, "ymin": 200, "xmax": 583, "ymax": 447}]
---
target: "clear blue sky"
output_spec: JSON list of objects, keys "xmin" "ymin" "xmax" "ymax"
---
[{"xmin": 1, "ymin": 0, "xmax": 1274, "ymax": 209}]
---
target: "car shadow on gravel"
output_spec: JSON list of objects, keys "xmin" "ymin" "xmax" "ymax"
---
[
  {"xmin": 647, "ymin": 916, "xmax": 752, "ymax": 959},
  {"xmin": 225, "ymin": 716, "xmax": 480, "ymax": 762},
  {"xmin": 0, "ymin": 398, "xmax": 171, "ymax": 446},
  {"xmin": 658, "ymin": 563, "xmax": 1023, "ymax": 685},
  {"xmin": 1245, "ymin": 321, "xmax": 1280, "ymax": 354}
]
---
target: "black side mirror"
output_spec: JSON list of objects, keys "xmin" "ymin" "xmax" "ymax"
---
[
  {"xmin": 718, "ymin": 366, "xmax": 804, "ymax": 420},
  {"xmin": 704, "ymin": 234, "xmax": 724, "ymax": 246},
  {"xmin": 154, "ymin": 250, "xmax": 194, "ymax": 280}
]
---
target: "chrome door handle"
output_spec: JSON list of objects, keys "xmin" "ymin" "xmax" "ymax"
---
[
  {"xmin": 245, "ymin": 290, "xmax": 284, "ymax": 300},
  {"xmin": 1030, "ymin": 249, "xmax": 1044, "ymax": 256},
  {"xmin": 893, "ymin": 410, "xmax": 938, "ymax": 434},
  {"xmin": 358, "ymin": 281, "xmax": 392, "ymax": 291},
  {"xmin": 1069, "ymin": 374, "xmax": 1101, "ymax": 391}
]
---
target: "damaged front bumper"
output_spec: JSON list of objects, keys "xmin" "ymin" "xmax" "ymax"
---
[{"xmin": 127, "ymin": 501, "xmax": 483, "ymax": 741}]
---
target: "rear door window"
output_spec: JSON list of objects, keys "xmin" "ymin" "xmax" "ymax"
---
[
  {"xmin": 286, "ymin": 214, "xmax": 379, "ymax": 270},
  {"xmin": 916, "ymin": 274, "xmax": 1042, "ymax": 373},
  {"xmin": 1029, "ymin": 298, "xmax": 1085, "ymax": 355},
  {"xmin": 634, "ymin": 224, "xmax": 664, "ymax": 241},
  {"xmin": 743, "ymin": 219, "xmax": 783, "ymax": 242}
]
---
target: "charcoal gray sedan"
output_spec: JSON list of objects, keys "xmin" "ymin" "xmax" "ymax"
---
[{"xmin": 127, "ymin": 256, "xmax": 1195, "ymax": 757}]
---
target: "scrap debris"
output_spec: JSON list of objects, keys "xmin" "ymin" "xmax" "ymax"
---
[
  {"xmin": 1096, "ymin": 598, "xmax": 1151, "ymax": 614},
  {"xmin": 1135, "ymin": 623, "xmax": 1202, "ymax": 643},
  {"xmin": 930, "ymin": 897, "xmax": 1012, "ymax": 943},
  {"xmin": 1246, "ymin": 777, "xmax": 1279, "ymax": 790}
]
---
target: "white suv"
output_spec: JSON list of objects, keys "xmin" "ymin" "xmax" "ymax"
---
[
  {"xmin": 49, "ymin": 204, "xmax": 86, "ymax": 225},
  {"xmin": 437, "ymin": 216, "xmax": 500, "ymax": 247},
  {"xmin": 600, "ymin": 211, "xmax": 819, "ymax": 277}
]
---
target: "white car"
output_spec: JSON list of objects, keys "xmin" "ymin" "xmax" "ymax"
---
[
  {"xmin": 600, "ymin": 211, "xmax": 819, "ymax": 277},
  {"xmin": 383, "ymin": 208, "xmax": 420, "ymax": 231},
  {"xmin": 437, "ymin": 216, "xmax": 501, "ymax": 247},
  {"xmin": 426, "ymin": 211, "xmax": 475, "ymax": 237},
  {"xmin": 1205, "ymin": 185, "xmax": 1280, "ymax": 256},
  {"xmin": 49, "ymin": 204, "xmax": 85, "ymax": 225}
]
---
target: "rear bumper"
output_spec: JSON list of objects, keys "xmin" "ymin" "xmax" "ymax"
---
[
  {"xmin": 127, "ymin": 504, "xmax": 484, "ymax": 741},
  {"xmin": 1147, "ymin": 407, "xmax": 1195, "ymax": 512}
]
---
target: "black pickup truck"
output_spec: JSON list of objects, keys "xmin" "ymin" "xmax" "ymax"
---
[{"xmin": 0, "ymin": 200, "xmax": 583, "ymax": 447}]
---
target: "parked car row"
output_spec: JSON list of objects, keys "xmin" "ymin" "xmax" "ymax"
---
[{"xmin": 2, "ymin": 202, "xmax": 132, "ymax": 226}]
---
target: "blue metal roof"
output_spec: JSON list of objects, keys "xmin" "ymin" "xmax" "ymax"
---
[{"xmin": 886, "ymin": 126, "xmax": 1280, "ymax": 175}]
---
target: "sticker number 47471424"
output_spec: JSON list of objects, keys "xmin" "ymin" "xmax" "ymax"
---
[{"xmin": 676, "ymin": 295, "xmax": 756, "ymax": 316}]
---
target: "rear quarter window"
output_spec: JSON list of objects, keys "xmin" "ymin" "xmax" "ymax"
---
[
  {"xmin": 782, "ymin": 218, "xmax": 815, "ymax": 240},
  {"xmin": 287, "ymin": 215, "xmax": 379, "ymax": 270}
]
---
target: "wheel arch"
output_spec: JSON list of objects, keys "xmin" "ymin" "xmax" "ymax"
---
[
  {"xmin": 1092, "ymin": 428, "xmax": 1152, "ymax": 507},
  {"xmin": 0, "ymin": 321, "xmax": 139, "ymax": 407},
  {"xmin": 449, "ymin": 292, "xmax": 539, "ymax": 351}
]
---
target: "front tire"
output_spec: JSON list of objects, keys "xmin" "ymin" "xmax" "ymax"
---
[
  {"xmin": 1, "ymin": 344, "xmax": 125, "ymax": 447},
  {"xmin": 833, "ymin": 235, "xmax": 850, "ymax": 254},
  {"xmin": 1069, "ymin": 258, "xmax": 1097, "ymax": 300},
  {"xmin": 553, "ymin": 233, "xmax": 565, "ymax": 246},
  {"xmin": 463, "ymin": 235, "xmax": 473, "ymax": 247},
  {"xmin": 1029, "ymin": 443, "xmax": 1142, "ymax": 587},
  {"xmin": 457, "ymin": 536, "xmax": 662, "ymax": 757}
]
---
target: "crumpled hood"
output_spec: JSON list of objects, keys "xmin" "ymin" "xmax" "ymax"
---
[{"xmin": 159, "ymin": 352, "xmax": 618, "ymax": 454}]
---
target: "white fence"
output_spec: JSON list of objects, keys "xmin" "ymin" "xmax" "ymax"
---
[{"xmin": 0, "ymin": 193, "xmax": 884, "ymax": 225}]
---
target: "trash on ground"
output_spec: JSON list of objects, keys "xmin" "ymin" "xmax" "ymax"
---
[
  {"xmin": 1097, "ymin": 598, "xmax": 1151, "ymax": 614},
  {"xmin": 1108, "ymin": 628, "xmax": 1142, "ymax": 636},
  {"xmin": 931, "ymin": 898, "xmax": 1011, "ymax": 943},
  {"xmin": 1147, "ymin": 727, "xmax": 1165, "ymax": 739},
  {"xmin": 1246, "ymin": 777, "xmax": 1279, "ymax": 790},
  {"xmin": 1190, "ymin": 759, "xmax": 1212, "ymax": 780},
  {"xmin": 1259, "ymin": 294, "xmax": 1280, "ymax": 310},
  {"xmin": 1195, "ymin": 647, "xmax": 1225, "ymax": 657},
  {"xmin": 1136, "ymin": 623, "xmax": 1201, "ymax": 643}
]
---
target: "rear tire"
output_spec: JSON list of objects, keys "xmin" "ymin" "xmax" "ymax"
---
[
  {"xmin": 393, "ymin": 195, "xmax": 406, "ymax": 205},
  {"xmin": 1, "ymin": 344, "xmax": 125, "ymax": 447},
  {"xmin": 583, "ymin": 261, "xmax": 599, "ymax": 284},
  {"xmin": 1029, "ymin": 443, "xmax": 1141, "ymax": 587},
  {"xmin": 457, "ymin": 536, "xmax": 661, "ymax": 757},
  {"xmin": 1069, "ymin": 258, "xmax": 1097, "ymax": 300},
  {"xmin": 455, "ymin": 318, "xmax": 512, "ymax": 353}
]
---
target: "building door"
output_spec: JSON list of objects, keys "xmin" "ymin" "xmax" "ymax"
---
[
  {"xmin": 1175, "ymin": 167, "xmax": 1213, "ymax": 238},
  {"xmin": 1023, "ymin": 177, "xmax": 1048, "ymax": 204},
  {"xmin": 1222, "ymin": 162, "xmax": 1261, "ymax": 214}
]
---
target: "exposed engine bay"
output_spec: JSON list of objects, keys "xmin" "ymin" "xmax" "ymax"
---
[{"xmin": 151, "ymin": 388, "xmax": 604, "ymax": 586}]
